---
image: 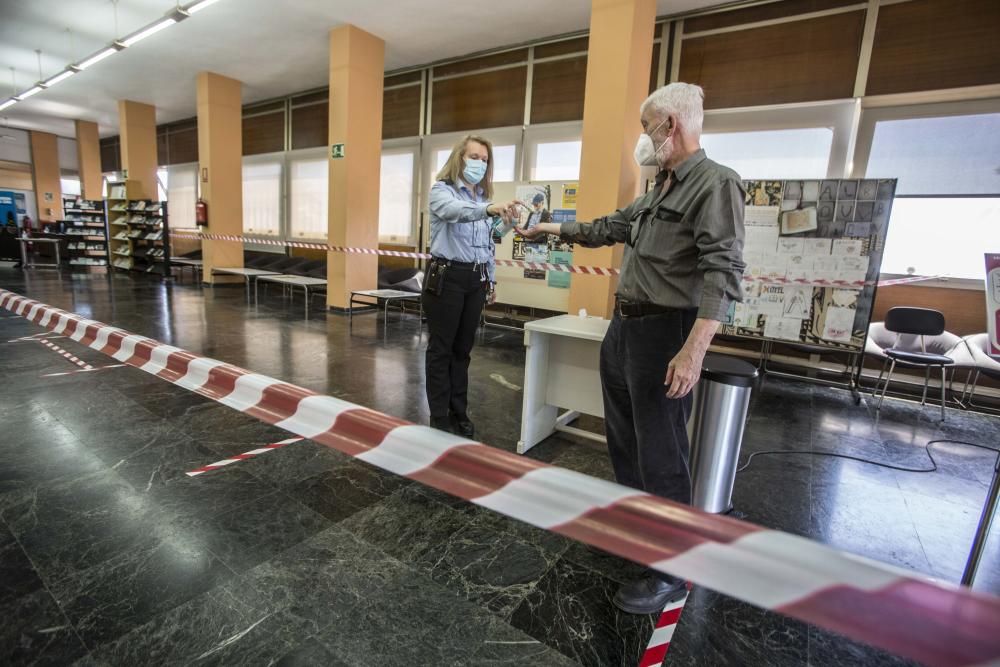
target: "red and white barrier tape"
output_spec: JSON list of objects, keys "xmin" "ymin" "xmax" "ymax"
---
[
  {"xmin": 39, "ymin": 338, "xmax": 93, "ymax": 370},
  {"xmin": 171, "ymin": 231, "xmax": 620, "ymax": 276},
  {"xmin": 41, "ymin": 363, "xmax": 126, "ymax": 378},
  {"xmin": 1, "ymin": 287, "xmax": 998, "ymax": 667},
  {"xmin": 186, "ymin": 437, "xmax": 305, "ymax": 476},
  {"xmin": 172, "ymin": 232, "xmax": 940, "ymax": 286},
  {"xmin": 640, "ymin": 595, "xmax": 689, "ymax": 667}
]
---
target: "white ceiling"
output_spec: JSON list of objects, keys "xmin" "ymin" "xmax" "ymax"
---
[{"xmin": 0, "ymin": 0, "xmax": 727, "ymax": 139}]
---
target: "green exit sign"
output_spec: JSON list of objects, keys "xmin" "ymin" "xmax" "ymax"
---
[{"xmin": 331, "ymin": 143, "xmax": 346, "ymax": 159}]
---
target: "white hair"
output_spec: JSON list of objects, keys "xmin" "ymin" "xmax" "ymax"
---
[{"xmin": 640, "ymin": 82, "xmax": 705, "ymax": 138}]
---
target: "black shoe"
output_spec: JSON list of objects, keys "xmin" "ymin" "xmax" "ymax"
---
[
  {"xmin": 613, "ymin": 574, "xmax": 687, "ymax": 615},
  {"xmin": 450, "ymin": 414, "xmax": 475, "ymax": 439},
  {"xmin": 430, "ymin": 417, "xmax": 453, "ymax": 433}
]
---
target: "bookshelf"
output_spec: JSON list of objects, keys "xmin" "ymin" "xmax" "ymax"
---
[
  {"xmin": 60, "ymin": 195, "xmax": 109, "ymax": 268},
  {"xmin": 106, "ymin": 180, "xmax": 172, "ymax": 277}
]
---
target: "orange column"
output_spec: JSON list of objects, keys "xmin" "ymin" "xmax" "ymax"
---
[
  {"xmin": 117, "ymin": 100, "xmax": 158, "ymax": 199},
  {"xmin": 326, "ymin": 25, "xmax": 384, "ymax": 309},
  {"xmin": 29, "ymin": 131, "xmax": 62, "ymax": 223},
  {"xmin": 75, "ymin": 120, "xmax": 103, "ymax": 201},
  {"xmin": 196, "ymin": 71, "xmax": 244, "ymax": 282},
  {"xmin": 569, "ymin": 0, "xmax": 656, "ymax": 318}
]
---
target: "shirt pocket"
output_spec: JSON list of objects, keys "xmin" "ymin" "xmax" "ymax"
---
[{"xmin": 635, "ymin": 206, "xmax": 693, "ymax": 265}]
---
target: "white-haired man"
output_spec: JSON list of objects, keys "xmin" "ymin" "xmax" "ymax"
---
[{"xmin": 518, "ymin": 82, "xmax": 745, "ymax": 614}]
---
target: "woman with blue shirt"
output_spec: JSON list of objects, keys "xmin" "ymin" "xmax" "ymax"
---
[{"xmin": 424, "ymin": 135, "xmax": 519, "ymax": 437}]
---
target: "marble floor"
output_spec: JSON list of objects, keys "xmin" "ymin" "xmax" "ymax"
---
[{"xmin": 1, "ymin": 266, "xmax": 998, "ymax": 667}]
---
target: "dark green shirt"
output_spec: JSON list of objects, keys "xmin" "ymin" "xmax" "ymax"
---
[{"xmin": 560, "ymin": 149, "xmax": 745, "ymax": 321}]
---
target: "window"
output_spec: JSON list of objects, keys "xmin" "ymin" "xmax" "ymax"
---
[
  {"xmin": 379, "ymin": 151, "xmax": 415, "ymax": 243},
  {"xmin": 880, "ymin": 198, "xmax": 999, "ymax": 280},
  {"xmin": 532, "ymin": 140, "xmax": 582, "ymax": 181},
  {"xmin": 700, "ymin": 128, "xmax": 833, "ymax": 180},
  {"xmin": 433, "ymin": 144, "xmax": 516, "ymax": 182},
  {"xmin": 60, "ymin": 177, "xmax": 81, "ymax": 197},
  {"xmin": 242, "ymin": 160, "xmax": 282, "ymax": 236},
  {"xmin": 166, "ymin": 165, "xmax": 198, "ymax": 229},
  {"xmin": 289, "ymin": 157, "xmax": 327, "ymax": 239},
  {"xmin": 156, "ymin": 168, "xmax": 168, "ymax": 203},
  {"xmin": 861, "ymin": 108, "xmax": 1000, "ymax": 279},
  {"xmin": 865, "ymin": 113, "xmax": 1000, "ymax": 195}
]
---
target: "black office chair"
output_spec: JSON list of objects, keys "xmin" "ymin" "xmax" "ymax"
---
[{"xmin": 873, "ymin": 307, "xmax": 955, "ymax": 420}]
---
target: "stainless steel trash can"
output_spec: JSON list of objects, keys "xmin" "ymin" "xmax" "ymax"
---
[{"xmin": 686, "ymin": 354, "xmax": 757, "ymax": 513}]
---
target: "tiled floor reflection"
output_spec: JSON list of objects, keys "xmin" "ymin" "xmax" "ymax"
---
[{"xmin": 0, "ymin": 266, "xmax": 997, "ymax": 666}]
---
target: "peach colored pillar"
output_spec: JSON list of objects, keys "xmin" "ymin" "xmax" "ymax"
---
[
  {"xmin": 196, "ymin": 72, "xmax": 244, "ymax": 282},
  {"xmin": 326, "ymin": 25, "xmax": 385, "ymax": 309},
  {"xmin": 118, "ymin": 100, "xmax": 158, "ymax": 199},
  {"xmin": 569, "ymin": 0, "xmax": 656, "ymax": 318},
  {"xmin": 29, "ymin": 131, "xmax": 62, "ymax": 223},
  {"xmin": 74, "ymin": 120, "xmax": 103, "ymax": 201}
]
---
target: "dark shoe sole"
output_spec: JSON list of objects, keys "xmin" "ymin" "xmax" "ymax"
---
[{"xmin": 612, "ymin": 584, "xmax": 688, "ymax": 615}]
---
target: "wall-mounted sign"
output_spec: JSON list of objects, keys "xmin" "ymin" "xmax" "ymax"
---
[{"xmin": 331, "ymin": 143, "xmax": 346, "ymax": 159}]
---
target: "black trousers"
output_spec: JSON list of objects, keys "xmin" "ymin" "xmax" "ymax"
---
[
  {"xmin": 599, "ymin": 308, "xmax": 698, "ymax": 505},
  {"xmin": 422, "ymin": 267, "xmax": 487, "ymax": 420}
]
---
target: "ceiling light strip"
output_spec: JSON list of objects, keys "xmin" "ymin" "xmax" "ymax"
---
[{"xmin": 2, "ymin": 0, "xmax": 225, "ymax": 111}]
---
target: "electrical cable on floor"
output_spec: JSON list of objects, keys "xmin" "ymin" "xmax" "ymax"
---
[{"xmin": 736, "ymin": 439, "xmax": 1000, "ymax": 474}]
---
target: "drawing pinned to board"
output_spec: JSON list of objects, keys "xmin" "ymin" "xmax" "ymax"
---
[
  {"xmin": 782, "ymin": 286, "xmax": 812, "ymax": 319},
  {"xmin": 781, "ymin": 207, "xmax": 818, "ymax": 235},
  {"xmin": 764, "ymin": 316, "xmax": 804, "ymax": 341},
  {"xmin": 745, "ymin": 181, "xmax": 783, "ymax": 207},
  {"xmin": 858, "ymin": 179, "xmax": 878, "ymax": 201}
]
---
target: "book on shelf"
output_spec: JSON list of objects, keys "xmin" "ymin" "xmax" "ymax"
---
[{"xmin": 108, "ymin": 184, "xmax": 127, "ymax": 199}]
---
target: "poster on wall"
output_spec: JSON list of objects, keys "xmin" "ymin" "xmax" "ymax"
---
[
  {"xmin": 986, "ymin": 253, "xmax": 1000, "ymax": 357},
  {"xmin": 562, "ymin": 182, "xmax": 578, "ymax": 209},
  {"xmin": 548, "ymin": 250, "xmax": 572, "ymax": 288},
  {"xmin": 721, "ymin": 178, "xmax": 896, "ymax": 351}
]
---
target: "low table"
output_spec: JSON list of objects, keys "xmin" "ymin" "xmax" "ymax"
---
[
  {"xmin": 256, "ymin": 274, "xmax": 328, "ymax": 317},
  {"xmin": 171, "ymin": 257, "xmax": 203, "ymax": 282},
  {"xmin": 349, "ymin": 288, "xmax": 422, "ymax": 336},
  {"xmin": 18, "ymin": 237, "xmax": 62, "ymax": 268},
  {"xmin": 212, "ymin": 267, "xmax": 281, "ymax": 301}
]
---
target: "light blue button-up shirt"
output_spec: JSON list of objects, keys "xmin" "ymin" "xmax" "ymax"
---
[{"xmin": 428, "ymin": 180, "xmax": 496, "ymax": 283}]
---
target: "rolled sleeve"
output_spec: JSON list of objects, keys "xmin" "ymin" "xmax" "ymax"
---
[
  {"xmin": 429, "ymin": 182, "xmax": 490, "ymax": 223},
  {"xmin": 693, "ymin": 177, "xmax": 746, "ymax": 321}
]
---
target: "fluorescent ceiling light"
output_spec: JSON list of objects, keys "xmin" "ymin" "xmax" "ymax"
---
[
  {"xmin": 15, "ymin": 86, "xmax": 43, "ymax": 100},
  {"xmin": 41, "ymin": 69, "xmax": 76, "ymax": 87},
  {"xmin": 186, "ymin": 0, "xmax": 223, "ymax": 14},
  {"xmin": 0, "ymin": 99, "xmax": 16, "ymax": 112},
  {"xmin": 120, "ymin": 17, "xmax": 177, "ymax": 47},
  {"xmin": 78, "ymin": 47, "xmax": 117, "ymax": 70}
]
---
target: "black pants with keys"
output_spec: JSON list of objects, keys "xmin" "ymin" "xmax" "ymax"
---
[{"xmin": 422, "ymin": 265, "xmax": 486, "ymax": 421}]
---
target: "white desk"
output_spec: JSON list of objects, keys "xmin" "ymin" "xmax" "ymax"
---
[
  {"xmin": 212, "ymin": 267, "xmax": 281, "ymax": 301},
  {"xmin": 256, "ymin": 274, "xmax": 328, "ymax": 317},
  {"xmin": 19, "ymin": 237, "xmax": 62, "ymax": 268},
  {"xmin": 518, "ymin": 314, "xmax": 610, "ymax": 454}
]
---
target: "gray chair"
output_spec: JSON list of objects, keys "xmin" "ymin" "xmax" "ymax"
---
[
  {"xmin": 955, "ymin": 333, "xmax": 1000, "ymax": 409},
  {"xmin": 871, "ymin": 307, "xmax": 959, "ymax": 420}
]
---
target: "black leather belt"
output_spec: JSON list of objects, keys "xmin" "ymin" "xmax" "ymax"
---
[
  {"xmin": 432, "ymin": 257, "xmax": 488, "ymax": 271},
  {"xmin": 615, "ymin": 298, "xmax": 672, "ymax": 318}
]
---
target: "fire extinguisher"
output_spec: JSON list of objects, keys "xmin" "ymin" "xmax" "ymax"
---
[{"xmin": 195, "ymin": 198, "xmax": 208, "ymax": 226}]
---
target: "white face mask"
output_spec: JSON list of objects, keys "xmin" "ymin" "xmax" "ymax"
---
[{"xmin": 633, "ymin": 117, "xmax": 670, "ymax": 167}]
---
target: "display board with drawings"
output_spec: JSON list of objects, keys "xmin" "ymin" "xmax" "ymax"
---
[{"xmin": 720, "ymin": 178, "xmax": 896, "ymax": 350}]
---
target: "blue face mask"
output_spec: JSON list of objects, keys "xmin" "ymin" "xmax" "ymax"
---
[{"xmin": 463, "ymin": 158, "xmax": 487, "ymax": 185}]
